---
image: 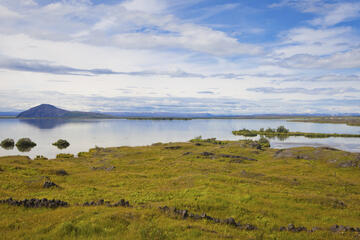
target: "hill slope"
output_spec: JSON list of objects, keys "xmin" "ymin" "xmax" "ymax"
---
[
  {"xmin": 17, "ymin": 104, "xmax": 111, "ymax": 119},
  {"xmin": 0, "ymin": 140, "xmax": 360, "ymax": 239}
]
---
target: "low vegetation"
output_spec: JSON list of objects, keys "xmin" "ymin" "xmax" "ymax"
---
[
  {"xmin": 0, "ymin": 139, "xmax": 360, "ymax": 239},
  {"xmin": 15, "ymin": 138, "xmax": 37, "ymax": 152},
  {"xmin": 52, "ymin": 139, "xmax": 70, "ymax": 149},
  {"xmin": 233, "ymin": 126, "xmax": 360, "ymax": 138},
  {"xmin": 0, "ymin": 138, "xmax": 14, "ymax": 149},
  {"xmin": 288, "ymin": 116, "xmax": 360, "ymax": 126}
]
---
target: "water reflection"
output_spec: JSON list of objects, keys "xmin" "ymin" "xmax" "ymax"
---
[
  {"xmin": 19, "ymin": 118, "xmax": 99, "ymax": 129},
  {"xmin": 1, "ymin": 145, "xmax": 14, "ymax": 150},
  {"xmin": 16, "ymin": 145, "xmax": 35, "ymax": 152},
  {"xmin": 261, "ymin": 135, "xmax": 290, "ymax": 141}
]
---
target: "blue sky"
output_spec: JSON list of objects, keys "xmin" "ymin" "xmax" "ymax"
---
[{"xmin": 0, "ymin": 0, "xmax": 360, "ymax": 114}]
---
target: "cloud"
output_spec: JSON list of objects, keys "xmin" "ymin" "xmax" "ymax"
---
[
  {"xmin": 2, "ymin": 90, "xmax": 360, "ymax": 114},
  {"xmin": 247, "ymin": 87, "xmax": 360, "ymax": 95},
  {"xmin": 0, "ymin": 0, "xmax": 261, "ymax": 57},
  {"xmin": 270, "ymin": 0, "xmax": 360, "ymax": 26},
  {"xmin": 0, "ymin": 5, "xmax": 21, "ymax": 18},
  {"xmin": 197, "ymin": 91, "xmax": 215, "ymax": 95},
  {"xmin": 280, "ymin": 48, "xmax": 360, "ymax": 69},
  {"xmin": 0, "ymin": 55, "xmax": 207, "ymax": 77},
  {"xmin": 277, "ymin": 74, "xmax": 360, "ymax": 83},
  {"xmin": 274, "ymin": 27, "xmax": 356, "ymax": 57}
]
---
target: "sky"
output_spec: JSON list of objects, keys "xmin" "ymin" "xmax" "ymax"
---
[{"xmin": 0, "ymin": 0, "xmax": 360, "ymax": 114}]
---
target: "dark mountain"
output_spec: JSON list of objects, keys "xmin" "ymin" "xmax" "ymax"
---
[{"xmin": 17, "ymin": 104, "xmax": 112, "ymax": 119}]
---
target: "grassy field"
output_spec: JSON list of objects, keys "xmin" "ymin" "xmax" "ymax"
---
[{"xmin": 0, "ymin": 139, "xmax": 360, "ymax": 239}]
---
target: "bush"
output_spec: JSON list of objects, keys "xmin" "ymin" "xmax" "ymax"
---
[
  {"xmin": 277, "ymin": 126, "xmax": 289, "ymax": 133},
  {"xmin": 56, "ymin": 153, "xmax": 74, "ymax": 159},
  {"xmin": 53, "ymin": 139, "xmax": 70, "ymax": 149},
  {"xmin": 16, "ymin": 138, "xmax": 36, "ymax": 148},
  {"xmin": 1, "ymin": 138, "xmax": 14, "ymax": 149},
  {"xmin": 265, "ymin": 128, "xmax": 275, "ymax": 133},
  {"xmin": 258, "ymin": 137, "xmax": 270, "ymax": 148},
  {"xmin": 34, "ymin": 155, "xmax": 48, "ymax": 160}
]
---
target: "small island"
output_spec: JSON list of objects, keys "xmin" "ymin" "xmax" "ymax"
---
[{"xmin": 233, "ymin": 126, "xmax": 360, "ymax": 138}]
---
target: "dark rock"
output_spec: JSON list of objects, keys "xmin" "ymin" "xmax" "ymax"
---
[
  {"xmin": 43, "ymin": 181, "xmax": 58, "ymax": 188},
  {"xmin": 201, "ymin": 152, "xmax": 214, "ymax": 157},
  {"xmin": 164, "ymin": 146, "xmax": 181, "ymax": 150},
  {"xmin": 279, "ymin": 226, "xmax": 286, "ymax": 231},
  {"xmin": 338, "ymin": 161, "xmax": 358, "ymax": 168},
  {"xmin": 181, "ymin": 210, "xmax": 188, "ymax": 219},
  {"xmin": 222, "ymin": 218, "xmax": 236, "ymax": 226},
  {"xmin": 55, "ymin": 169, "xmax": 68, "ymax": 176}
]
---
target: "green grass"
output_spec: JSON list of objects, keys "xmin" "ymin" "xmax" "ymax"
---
[{"xmin": 0, "ymin": 140, "xmax": 360, "ymax": 239}]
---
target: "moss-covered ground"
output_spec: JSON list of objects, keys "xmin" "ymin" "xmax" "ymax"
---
[{"xmin": 0, "ymin": 139, "xmax": 360, "ymax": 239}]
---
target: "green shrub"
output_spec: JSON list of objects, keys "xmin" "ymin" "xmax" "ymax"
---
[
  {"xmin": 56, "ymin": 153, "xmax": 74, "ymax": 159},
  {"xmin": 276, "ymin": 126, "xmax": 289, "ymax": 133},
  {"xmin": 34, "ymin": 155, "xmax": 48, "ymax": 160},
  {"xmin": 1, "ymin": 138, "xmax": 14, "ymax": 149},
  {"xmin": 16, "ymin": 138, "xmax": 36, "ymax": 152},
  {"xmin": 52, "ymin": 139, "xmax": 70, "ymax": 149},
  {"xmin": 258, "ymin": 137, "xmax": 270, "ymax": 148},
  {"xmin": 265, "ymin": 128, "xmax": 275, "ymax": 133}
]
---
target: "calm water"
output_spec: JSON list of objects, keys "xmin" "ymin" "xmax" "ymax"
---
[{"xmin": 0, "ymin": 118, "xmax": 360, "ymax": 158}]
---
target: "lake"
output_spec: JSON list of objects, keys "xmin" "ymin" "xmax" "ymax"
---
[{"xmin": 0, "ymin": 118, "xmax": 360, "ymax": 158}]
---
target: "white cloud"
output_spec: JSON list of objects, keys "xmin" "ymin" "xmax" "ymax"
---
[
  {"xmin": 122, "ymin": 0, "xmax": 167, "ymax": 14},
  {"xmin": 0, "ymin": 5, "xmax": 21, "ymax": 18},
  {"xmin": 309, "ymin": 2, "xmax": 360, "ymax": 27},
  {"xmin": 274, "ymin": 27, "xmax": 355, "ymax": 57},
  {"xmin": 280, "ymin": 48, "xmax": 360, "ymax": 69}
]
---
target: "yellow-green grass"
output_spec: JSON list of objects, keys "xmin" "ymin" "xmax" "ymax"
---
[{"xmin": 0, "ymin": 140, "xmax": 360, "ymax": 239}]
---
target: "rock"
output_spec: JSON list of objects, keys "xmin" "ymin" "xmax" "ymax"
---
[
  {"xmin": 201, "ymin": 152, "xmax": 214, "ymax": 157},
  {"xmin": 181, "ymin": 210, "xmax": 188, "ymax": 219},
  {"xmin": 55, "ymin": 169, "xmax": 68, "ymax": 176},
  {"xmin": 338, "ymin": 161, "xmax": 358, "ymax": 168},
  {"xmin": 279, "ymin": 226, "xmax": 286, "ymax": 231},
  {"xmin": 164, "ymin": 146, "xmax": 181, "ymax": 150},
  {"xmin": 310, "ymin": 227, "xmax": 320, "ymax": 232},
  {"xmin": 287, "ymin": 224, "xmax": 295, "ymax": 231},
  {"xmin": 222, "ymin": 218, "xmax": 236, "ymax": 226},
  {"xmin": 43, "ymin": 181, "xmax": 58, "ymax": 188}
]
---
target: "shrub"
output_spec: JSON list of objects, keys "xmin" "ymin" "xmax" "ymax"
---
[
  {"xmin": 258, "ymin": 137, "xmax": 270, "ymax": 148},
  {"xmin": 265, "ymin": 128, "xmax": 275, "ymax": 133},
  {"xmin": 276, "ymin": 126, "xmax": 289, "ymax": 133},
  {"xmin": 56, "ymin": 153, "xmax": 74, "ymax": 159},
  {"xmin": 34, "ymin": 155, "xmax": 48, "ymax": 160},
  {"xmin": 16, "ymin": 138, "xmax": 36, "ymax": 148},
  {"xmin": 1, "ymin": 138, "xmax": 14, "ymax": 149},
  {"xmin": 52, "ymin": 139, "xmax": 70, "ymax": 149}
]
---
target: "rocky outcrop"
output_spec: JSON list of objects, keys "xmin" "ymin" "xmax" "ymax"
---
[
  {"xmin": 0, "ymin": 198, "xmax": 68, "ymax": 208},
  {"xmin": 82, "ymin": 199, "xmax": 131, "ymax": 207},
  {"xmin": 159, "ymin": 206, "xmax": 256, "ymax": 231}
]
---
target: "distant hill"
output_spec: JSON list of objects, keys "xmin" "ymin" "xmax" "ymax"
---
[{"xmin": 17, "ymin": 104, "xmax": 112, "ymax": 119}]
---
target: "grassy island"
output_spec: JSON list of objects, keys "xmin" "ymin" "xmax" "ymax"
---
[
  {"xmin": 0, "ymin": 139, "xmax": 360, "ymax": 239},
  {"xmin": 233, "ymin": 126, "xmax": 360, "ymax": 138},
  {"xmin": 288, "ymin": 117, "xmax": 360, "ymax": 126}
]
